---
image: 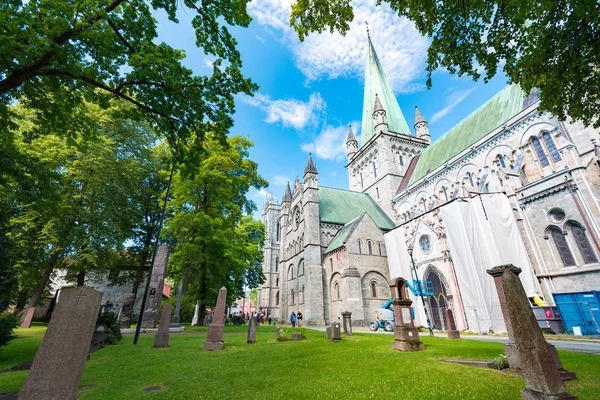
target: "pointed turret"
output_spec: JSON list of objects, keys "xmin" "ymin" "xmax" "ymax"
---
[
  {"xmin": 304, "ymin": 153, "xmax": 317, "ymax": 175},
  {"xmin": 293, "ymin": 175, "xmax": 303, "ymax": 195},
  {"xmin": 303, "ymin": 153, "xmax": 318, "ymax": 189},
  {"xmin": 282, "ymin": 182, "xmax": 292, "ymax": 203},
  {"xmin": 346, "ymin": 125, "xmax": 358, "ymax": 162},
  {"xmin": 361, "ymin": 36, "xmax": 410, "ymax": 144},
  {"xmin": 414, "ymin": 106, "xmax": 431, "ymax": 144},
  {"xmin": 373, "ymin": 94, "xmax": 389, "ymax": 135}
]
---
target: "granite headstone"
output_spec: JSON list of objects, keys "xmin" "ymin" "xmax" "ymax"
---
[
  {"xmin": 153, "ymin": 304, "xmax": 172, "ymax": 348},
  {"xmin": 247, "ymin": 315, "xmax": 256, "ymax": 344},
  {"xmin": 18, "ymin": 286, "xmax": 103, "ymax": 400},
  {"xmin": 119, "ymin": 293, "xmax": 135, "ymax": 329},
  {"xmin": 445, "ymin": 309, "xmax": 460, "ymax": 340},
  {"xmin": 141, "ymin": 245, "xmax": 169, "ymax": 329},
  {"xmin": 20, "ymin": 307, "xmax": 35, "ymax": 329},
  {"xmin": 341, "ymin": 311, "xmax": 353, "ymax": 335},
  {"xmin": 203, "ymin": 287, "xmax": 227, "ymax": 351},
  {"xmin": 330, "ymin": 322, "xmax": 342, "ymax": 342},
  {"xmin": 390, "ymin": 277, "xmax": 424, "ymax": 351}
]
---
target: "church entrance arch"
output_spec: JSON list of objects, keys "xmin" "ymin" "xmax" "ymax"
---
[{"xmin": 423, "ymin": 266, "xmax": 450, "ymax": 331}]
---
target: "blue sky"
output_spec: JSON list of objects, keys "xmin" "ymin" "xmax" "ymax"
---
[{"xmin": 154, "ymin": 1, "xmax": 510, "ymax": 211}]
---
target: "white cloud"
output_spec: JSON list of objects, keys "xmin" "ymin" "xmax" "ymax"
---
[
  {"xmin": 272, "ymin": 175, "xmax": 290, "ymax": 186},
  {"xmin": 240, "ymin": 92, "xmax": 325, "ymax": 129},
  {"xmin": 255, "ymin": 188, "xmax": 270, "ymax": 198},
  {"xmin": 430, "ymin": 88, "xmax": 476, "ymax": 124},
  {"xmin": 301, "ymin": 121, "xmax": 361, "ymax": 161},
  {"xmin": 248, "ymin": 0, "xmax": 429, "ymax": 93}
]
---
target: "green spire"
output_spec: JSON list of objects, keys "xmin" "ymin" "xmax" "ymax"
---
[{"xmin": 361, "ymin": 36, "xmax": 410, "ymax": 145}]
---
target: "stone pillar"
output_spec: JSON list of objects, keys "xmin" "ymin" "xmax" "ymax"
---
[
  {"xmin": 390, "ymin": 277, "xmax": 424, "ymax": 351},
  {"xmin": 445, "ymin": 309, "xmax": 460, "ymax": 340},
  {"xmin": 341, "ymin": 268, "xmax": 365, "ymax": 326},
  {"xmin": 19, "ymin": 287, "xmax": 103, "ymax": 400},
  {"xmin": 341, "ymin": 311, "xmax": 353, "ymax": 336},
  {"xmin": 247, "ymin": 315, "xmax": 256, "ymax": 344},
  {"xmin": 119, "ymin": 293, "xmax": 135, "ymax": 329},
  {"xmin": 487, "ymin": 265, "xmax": 577, "ymax": 400},
  {"xmin": 20, "ymin": 307, "xmax": 35, "ymax": 329},
  {"xmin": 141, "ymin": 245, "xmax": 169, "ymax": 328},
  {"xmin": 153, "ymin": 305, "xmax": 172, "ymax": 348},
  {"xmin": 330, "ymin": 322, "xmax": 342, "ymax": 342},
  {"xmin": 203, "ymin": 287, "xmax": 227, "ymax": 351},
  {"xmin": 171, "ymin": 286, "xmax": 182, "ymax": 327}
]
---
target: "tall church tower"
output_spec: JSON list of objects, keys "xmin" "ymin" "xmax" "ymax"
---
[
  {"xmin": 346, "ymin": 34, "xmax": 430, "ymax": 219},
  {"xmin": 259, "ymin": 193, "xmax": 281, "ymax": 318}
]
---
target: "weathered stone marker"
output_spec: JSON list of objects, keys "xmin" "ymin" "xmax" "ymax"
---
[
  {"xmin": 330, "ymin": 322, "xmax": 342, "ymax": 342},
  {"xmin": 276, "ymin": 326, "xmax": 281, "ymax": 338},
  {"xmin": 19, "ymin": 286, "xmax": 103, "ymax": 400},
  {"xmin": 389, "ymin": 277, "xmax": 424, "ymax": 351},
  {"xmin": 341, "ymin": 311, "xmax": 353, "ymax": 336},
  {"xmin": 445, "ymin": 309, "xmax": 460, "ymax": 340},
  {"xmin": 203, "ymin": 287, "xmax": 227, "ymax": 351},
  {"xmin": 141, "ymin": 245, "xmax": 169, "ymax": 329},
  {"xmin": 119, "ymin": 292, "xmax": 135, "ymax": 329},
  {"xmin": 325, "ymin": 326, "xmax": 332, "ymax": 340},
  {"xmin": 171, "ymin": 286, "xmax": 182, "ymax": 327},
  {"xmin": 292, "ymin": 332, "xmax": 303, "ymax": 340},
  {"xmin": 487, "ymin": 265, "xmax": 577, "ymax": 400},
  {"xmin": 20, "ymin": 307, "xmax": 35, "ymax": 329},
  {"xmin": 247, "ymin": 315, "xmax": 256, "ymax": 344},
  {"xmin": 153, "ymin": 304, "xmax": 172, "ymax": 348}
]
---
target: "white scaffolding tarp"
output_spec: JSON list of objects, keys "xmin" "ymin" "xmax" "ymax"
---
[{"xmin": 385, "ymin": 193, "xmax": 541, "ymax": 333}]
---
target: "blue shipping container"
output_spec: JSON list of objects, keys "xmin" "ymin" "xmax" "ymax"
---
[{"xmin": 553, "ymin": 291, "xmax": 600, "ymax": 336}]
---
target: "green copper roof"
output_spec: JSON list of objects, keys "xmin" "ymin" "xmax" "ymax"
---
[
  {"xmin": 408, "ymin": 84, "xmax": 526, "ymax": 186},
  {"xmin": 361, "ymin": 37, "xmax": 410, "ymax": 145},
  {"xmin": 318, "ymin": 186, "xmax": 395, "ymax": 230},
  {"xmin": 325, "ymin": 214, "xmax": 363, "ymax": 254}
]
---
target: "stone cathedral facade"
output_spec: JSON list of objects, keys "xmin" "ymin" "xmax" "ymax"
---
[{"xmin": 258, "ymin": 35, "xmax": 600, "ymax": 330}]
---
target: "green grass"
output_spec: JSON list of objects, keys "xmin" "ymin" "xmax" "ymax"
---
[
  {"xmin": 1, "ymin": 326, "xmax": 598, "ymax": 399},
  {"xmin": 13, "ymin": 322, "xmax": 48, "ymax": 336}
]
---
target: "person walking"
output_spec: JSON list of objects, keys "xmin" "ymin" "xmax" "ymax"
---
[
  {"xmin": 297, "ymin": 311, "xmax": 303, "ymax": 327},
  {"xmin": 268, "ymin": 315, "xmax": 272, "ymax": 325},
  {"xmin": 290, "ymin": 312, "xmax": 297, "ymax": 328}
]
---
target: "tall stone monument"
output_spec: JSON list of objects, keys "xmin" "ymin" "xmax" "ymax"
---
[
  {"xmin": 203, "ymin": 287, "xmax": 227, "ymax": 351},
  {"xmin": 445, "ymin": 309, "xmax": 460, "ymax": 340},
  {"xmin": 487, "ymin": 265, "xmax": 577, "ymax": 400},
  {"xmin": 341, "ymin": 311, "xmax": 353, "ymax": 336},
  {"xmin": 153, "ymin": 304, "xmax": 172, "ymax": 348},
  {"xmin": 389, "ymin": 277, "xmax": 424, "ymax": 351},
  {"xmin": 119, "ymin": 293, "xmax": 135, "ymax": 329},
  {"xmin": 19, "ymin": 286, "xmax": 103, "ymax": 400},
  {"xmin": 171, "ymin": 286, "xmax": 182, "ymax": 327},
  {"xmin": 247, "ymin": 316, "xmax": 256, "ymax": 344},
  {"xmin": 141, "ymin": 245, "xmax": 169, "ymax": 329}
]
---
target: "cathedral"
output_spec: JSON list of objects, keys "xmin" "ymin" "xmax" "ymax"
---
[{"xmin": 258, "ymin": 35, "xmax": 600, "ymax": 331}]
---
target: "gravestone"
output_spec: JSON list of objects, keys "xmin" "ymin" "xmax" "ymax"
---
[
  {"xmin": 171, "ymin": 286, "xmax": 182, "ymax": 327},
  {"xmin": 325, "ymin": 326, "xmax": 332, "ymax": 340},
  {"xmin": 153, "ymin": 304, "xmax": 172, "ymax": 348},
  {"xmin": 203, "ymin": 287, "xmax": 227, "ymax": 351},
  {"xmin": 330, "ymin": 323, "xmax": 342, "ymax": 342},
  {"xmin": 445, "ymin": 309, "xmax": 460, "ymax": 340},
  {"xmin": 20, "ymin": 307, "xmax": 35, "ymax": 329},
  {"xmin": 389, "ymin": 277, "xmax": 424, "ymax": 351},
  {"xmin": 119, "ymin": 293, "xmax": 135, "ymax": 329},
  {"xmin": 247, "ymin": 315, "xmax": 256, "ymax": 344},
  {"xmin": 292, "ymin": 332, "xmax": 303, "ymax": 340},
  {"xmin": 18, "ymin": 286, "xmax": 103, "ymax": 400},
  {"xmin": 341, "ymin": 311, "xmax": 353, "ymax": 336},
  {"xmin": 141, "ymin": 245, "xmax": 169, "ymax": 329},
  {"xmin": 276, "ymin": 326, "xmax": 281, "ymax": 338},
  {"xmin": 487, "ymin": 265, "xmax": 577, "ymax": 400},
  {"xmin": 192, "ymin": 303, "xmax": 200, "ymax": 326},
  {"xmin": 488, "ymin": 265, "xmax": 575, "ymax": 380}
]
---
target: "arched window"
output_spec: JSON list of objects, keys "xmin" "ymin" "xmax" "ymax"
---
[
  {"xmin": 543, "ymin": 132, "xmax": 561, "ymax": 162},
  {"xmin": 275, "ymin": 257, "xmax": 278, "ymax": 272},
  {"xmin": 276, "ymin": 277, "xmax": 279, "ymax": 287},
  {"xmin": 334, "ymin": 282, "xmax": 340, "ymax": 300},
  {"xmin": 497, "ymin": 155, "xmax": 506, "ymax": 168},
  {"xmin": 373, "ymin": 162, "xmax": 377, "ymax": 178},
  {"xmin": 298, "ymin": 261, "xmax": 305, "ymax": 276},
  {"xmin": 371, "ymin": 281, "xmax": 377, "ymax": 298},
  {"xmin": 288, "ymin": 265, "xmax": 295, "ymax": 280},
  {"xmin": 441, "ymin": 186, "xmax": 448, "ymax": 201},
  {"xmin": 569, "ymin": 222, "xmax": 598, "ymax": 264},
  {"xmin": 330, "ymin": 258, "xmax": 333, "ymax": 270},
  {"xmin": 301, "ymin": 286, "xmax": 305, "ymax": 304},
  {"xmin": 421, "ymin": 198, "xmax": 427, "ymax": 212},
  {"xmin": 290, "ymin": 289, "xmax": 295, "ymax": 305},
  {"xmin": 467, "ymin": 172, "xmax": 475, "ymax": 187},
  {"xmin": 519, "ymin": 167, "xmax": 528, "ymax": 185},
  {"xmin": 367, "ymin": 240, "xmax": 373, "ymax": 255},
  {"xmin": 276, "ymin": 291, "xmax": 279, "ymax": 306},
  {"xmin": 276, "ymin": 222, "xmax": 280, "ymax": 241},
  {"xmin": 549, "ymin": 227, "xmax": 576, "ymax": 266},
  {"xmin": 358, "ymin": 240, "xmax": 362, "ymax": 254},
  {"xmin": 532, "ymin": 137, "xmax": 550, "ymax": 167},
  {"xmin": 399, "ymin": 154, "xmax": 404, "ymax": 166},
  {"xmin": 378, "ymin": 242, "xmax": 382, "ymax": 255}
]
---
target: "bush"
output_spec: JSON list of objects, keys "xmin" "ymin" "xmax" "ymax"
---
[
  {"xmin": 95, "ymin": 311, "xmax": 122, "ymax": 345},
  {"xmin": 0, "ymin": 313, "xmax": 19, "ymax": 349},
  {"xmin": 164, "ymin": 294, "xmax": 196, "ymax": 323},
  {"xmin": 230, "ymin": 315, "xmax": 246, "ymax": 326},
  {"xmin": 491, "ymin": 354, "xmax": 509, "ymax": 370}
]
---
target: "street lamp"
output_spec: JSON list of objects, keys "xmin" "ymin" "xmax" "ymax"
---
[{"xmin": 407, "ymin": 246, "xmax": 434, "ymax": 336}]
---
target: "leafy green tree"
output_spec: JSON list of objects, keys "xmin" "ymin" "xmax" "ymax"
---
[
  {"xmin": 290, "ymin": 0, "xmax": 600, "ymax": 127},
  {"xmin": 164, "ymin": 134, "xmax": 267, "ymax": 324},
  {"xmin": 0, "ymin": 0, "xmax": 257, "ymax": 157}
]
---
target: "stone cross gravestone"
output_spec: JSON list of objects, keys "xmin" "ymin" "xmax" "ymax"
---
[
  {"xmin": 445, "ymin": 309, "xmax": 460, "ymax": 340},
  {"xmin": 19, "ymin": 286, "xmax": 103, "ymax": 400},
  {"xmin": 203, "ymin": 287, "xmax": 227, "ymax": 351},
  {"xmin": 153, "ymin": 304, "xmax": 172, "ymax": 348},
  {"xmin": 20, "ymin": 307, "xmax": 35, "ymax": 329},
  {"xmin": 341, "ymin": 311, "xmax": 353, "ymax": 335},
  {"xmin": 120, "ymin": 293, "xmax": 135, "ymax": 329},
  {"xmin": 487, "ymin": 265, "xmax": 577, "ymax": 400},
  {"xmin": 389, "ymin": 277, "xmax": 424, "ymax": 351},
  {"xmin": 247, "ymin": 315, "xmax": 256, "ymax": 344},
  {"xmin": 141, "ymin": 245, "xmax": 169, "ymax": 329}
]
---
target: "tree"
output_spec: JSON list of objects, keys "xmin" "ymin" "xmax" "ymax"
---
[
  {"xmin": 290, "ymin": 0, "xmax": 600, "ymax": 127},
  {"xmin": 164, "ymin": 134, "xmax": 267, "ymax": 324},
  {"xmin": 0, "ymin": 0, "xmax": 257, "ymax": 158}
]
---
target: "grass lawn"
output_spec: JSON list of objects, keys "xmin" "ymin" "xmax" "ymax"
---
[{"xmin": 1, "ymin": 325, "xmax": 599, "ymax": 399}]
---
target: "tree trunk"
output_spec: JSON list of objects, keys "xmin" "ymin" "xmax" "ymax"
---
[
  {"xmin": 198, "ymin": 270, "xmax": 208, "ymax": 326},
  {"xmin": 132, "ymin": 247, "xmax": 150, "ymax": 300},
  {"xmin": 181, "ymin": 262, "xmax": 193, "ymax": 298},
  {"xmin": 21, "ymin": 252, "xmax": 60, "ymax": 322},
  {"xmin": 76, "ymin": 271, "xmax": 85, "ymax": 287}
]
